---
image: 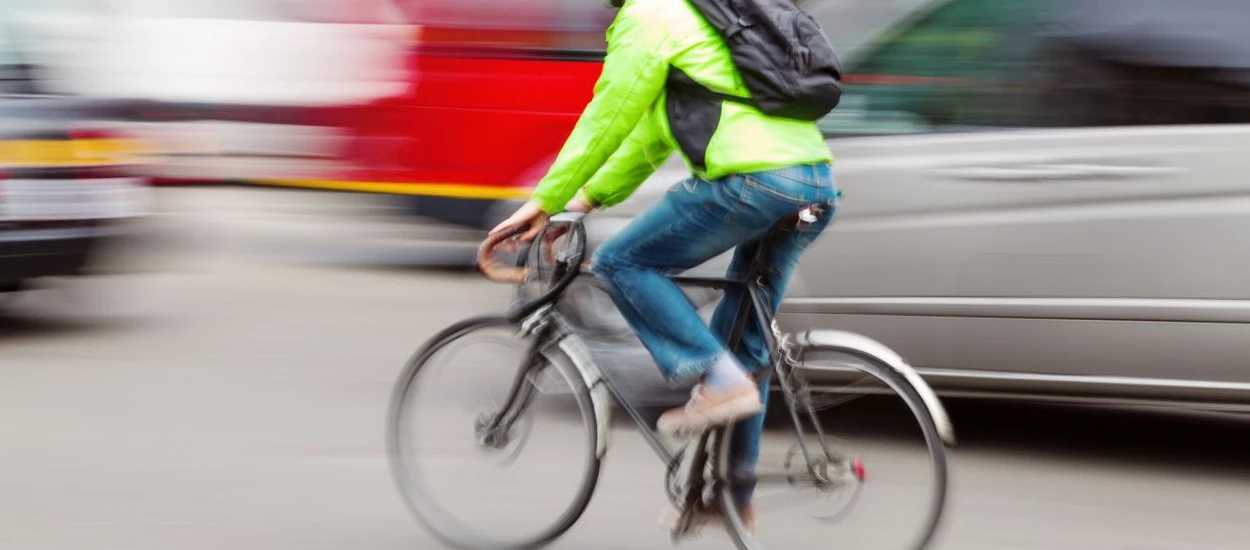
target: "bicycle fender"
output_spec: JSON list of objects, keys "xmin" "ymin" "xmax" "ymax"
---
[
  {"xmin": 550, "ymin": 333, "xmax": 614, "ymax": 459},
  {"xmin": 796, "ymin": 329, "xmax": 957, "ymax": 446}
]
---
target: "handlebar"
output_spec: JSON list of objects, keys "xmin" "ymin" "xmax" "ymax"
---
[
  {"xmin": 478, "ymin": 212, "xmax": 588, "ymax": 321},
  {"xmin": 476, "ymin": 225, "xmax": 530, "ymax": 284}
]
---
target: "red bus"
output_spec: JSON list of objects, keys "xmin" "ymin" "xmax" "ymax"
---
[{"xmin": 255, "ymin": 0, "xmax": 616, "ymax": 229}]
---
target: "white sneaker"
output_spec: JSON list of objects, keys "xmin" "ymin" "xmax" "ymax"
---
[{"xmin": 657, "ymin": 382, "xmax": 763, "ymax": 436}]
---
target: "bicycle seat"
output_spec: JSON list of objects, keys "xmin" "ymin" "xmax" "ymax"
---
[{"xmin": 778, "ymin": 203, "xmax": 827, "ymax": 232}]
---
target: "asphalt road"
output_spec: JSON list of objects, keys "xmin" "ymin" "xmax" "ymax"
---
[{"xmin": 2, "ymin": 187, "xmax": 1249, "ymax": 550}]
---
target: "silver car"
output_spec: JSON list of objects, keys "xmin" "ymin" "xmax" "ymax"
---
[{"xmin": 576, "ymin": 0, "xmax": 1250, "ymax": 411}]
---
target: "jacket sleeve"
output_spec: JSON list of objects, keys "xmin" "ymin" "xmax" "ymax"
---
[
  {"xmin": 580, "ymin": 115, "xmax": 675, "ymax": 208},
  {"xmin": 529, "ymin": 3, "xmax": 674, "ymax": 214}
]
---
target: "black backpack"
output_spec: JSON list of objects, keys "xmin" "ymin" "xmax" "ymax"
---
[{"xmin": 670, "ymin": 0, "xmax": 844, "ymax": 121}]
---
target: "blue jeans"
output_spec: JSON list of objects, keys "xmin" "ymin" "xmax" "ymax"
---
[{"xmin": 591, "ymin": 162, "xmax": 838, "ymax": 505}]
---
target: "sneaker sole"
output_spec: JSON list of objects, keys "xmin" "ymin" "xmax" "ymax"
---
[
  {"xmin": 657, "ymin": 393, "xmax": 763, "ymax": 435},
  {"xmin": 660, "ymin": 506, "xmax": 757, "ymax": 537}
]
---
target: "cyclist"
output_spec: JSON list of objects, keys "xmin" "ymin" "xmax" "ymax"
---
[{"xmin": 490, "ymin": 0, "xmax": 838, "ymax": 531}]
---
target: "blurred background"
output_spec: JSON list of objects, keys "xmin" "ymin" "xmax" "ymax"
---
[{"xmin": 3, "ymin": 0, "xmax": 1250, "ymax": 548}]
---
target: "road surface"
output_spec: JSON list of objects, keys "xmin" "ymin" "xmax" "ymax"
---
[{"xmin": 2, "ymin": 187, "xmax": 1248, "ymax": 550}]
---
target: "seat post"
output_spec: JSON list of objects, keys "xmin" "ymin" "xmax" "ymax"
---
[
  {"xmin": 722, "ymin": 203, "xmax": 823, "ymax": 361},
  {"xmin": 723, "ymin": 227, "xmax": 782, "ymax": 358}
]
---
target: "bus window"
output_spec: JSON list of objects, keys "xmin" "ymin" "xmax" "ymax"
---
[{"xmin": 397, "ymin": 0, "xmax": 612, "ymax": 51}]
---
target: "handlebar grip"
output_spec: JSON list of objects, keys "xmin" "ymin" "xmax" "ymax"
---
[
  {"xmin": 477, "ymin": 226, "xmax": 528, "ymax": 284},
  {"xmin": 480, "ymin": 215, "xmax": 588, "ymax": 321}
]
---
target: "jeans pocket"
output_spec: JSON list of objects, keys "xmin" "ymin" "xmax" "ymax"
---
[{"xmin": 743, "ymin": 174, "xmax": 812, "ymax": 205}]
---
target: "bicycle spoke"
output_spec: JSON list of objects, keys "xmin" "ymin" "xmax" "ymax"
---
[
  {"xmin": 388, "ymin": 317, "xmax": 603, "ymax": 549},
  {"xmin": 718, "ymin": 349, "xmax": 949, "ymax": 550},
  {"xmin": 798, "ymin": 375, "xmax": 887, "ymax": 412}
]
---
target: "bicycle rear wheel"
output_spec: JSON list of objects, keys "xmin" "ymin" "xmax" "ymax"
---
[
  {"xmin": 387, "ymin": 316, "xmax": 601, "ymax": 550},
  {"xmin": 717, "ymin": 346, "xmax": 949, "ymax": 550}
]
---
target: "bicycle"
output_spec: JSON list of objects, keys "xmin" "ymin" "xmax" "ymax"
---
[{"xmin": 387, "ymin": 208, "xmax": 956, "ymax": 550}]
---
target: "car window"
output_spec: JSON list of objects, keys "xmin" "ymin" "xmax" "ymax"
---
[
  {"xmin": 0, "ymin": 4, "xmax": 23, "ymax": 66},
  {"xmin": 805, "ymin": 0, "xmax": 935, "ymax": 64},
  {"xmin": 818, "ymin": 0, "xmax": 1250, "ymax": 136},
  {"xmin": 0, "ymin": 2, "xmax": 39, "ymax": 94},
  {"xmin": 818, "ymin": 0, "xmax": 1047, "ymax": 135}
]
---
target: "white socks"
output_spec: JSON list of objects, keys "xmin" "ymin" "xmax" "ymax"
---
[{"xmin": 704, "ymin": 352, "xmax": 750, "ymax": 392}]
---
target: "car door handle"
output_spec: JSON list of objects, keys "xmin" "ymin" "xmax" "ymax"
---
[{"xmin": 935, "ymin": 164, "xmax": 1185, "ymax": 182}]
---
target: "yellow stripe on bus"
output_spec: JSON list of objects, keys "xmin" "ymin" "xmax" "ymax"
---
[
  {"xmin": 0, "ymin": 139, "xmax": 147, "ymax": 166},
  {"xmin": 251, "ymin": 178, "xmax": 533, "ymax": 200}
]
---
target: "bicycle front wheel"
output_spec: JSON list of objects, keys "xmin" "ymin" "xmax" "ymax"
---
[
  {"xmin": 387, "ymin": 316, "xmax": 601, "ymax": 550},
  {"xmin": 717, "ymin": 346, "xmax": 949, "ymax": 550}
]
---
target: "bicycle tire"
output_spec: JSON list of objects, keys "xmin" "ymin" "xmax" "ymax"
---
[
  {"xmin": 387, "ymin": 316, "xmax": 602, "ymax": 550},
  {"xmin": 716, "ymin": 346, "xmax": 949, "ymax": 550}
]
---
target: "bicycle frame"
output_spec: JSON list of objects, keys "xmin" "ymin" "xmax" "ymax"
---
[{"xmin": 483, "ymin": 224, "xmax": 843, "ymax": 514}]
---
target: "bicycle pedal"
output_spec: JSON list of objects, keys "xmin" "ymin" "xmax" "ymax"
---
[
  {"xmin": 670, "ymin": 516, "xmax": 704, "ymax": 544},
  {"xmin": 661, "ymin": 506, "xmax": 704, "ymax": 544}
]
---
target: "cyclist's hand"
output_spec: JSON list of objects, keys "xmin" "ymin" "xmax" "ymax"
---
[{"xmin": 489, "ymin": 200, "xmax": 549, "ymax": 242}]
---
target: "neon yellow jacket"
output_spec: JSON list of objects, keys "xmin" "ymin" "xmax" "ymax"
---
[{"xmin": 529, "ymin": 0, "xmax": 833, "ymax": 214}]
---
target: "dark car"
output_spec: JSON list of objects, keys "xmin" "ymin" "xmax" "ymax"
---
[{"xmin": 1, "ymin": 23, "xmax": 149, "ymax": 296}]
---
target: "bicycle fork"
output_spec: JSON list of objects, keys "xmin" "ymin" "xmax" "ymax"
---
[{"xmin": 475, "ymin": 309, "xmax": 554, "ymax": 450}]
